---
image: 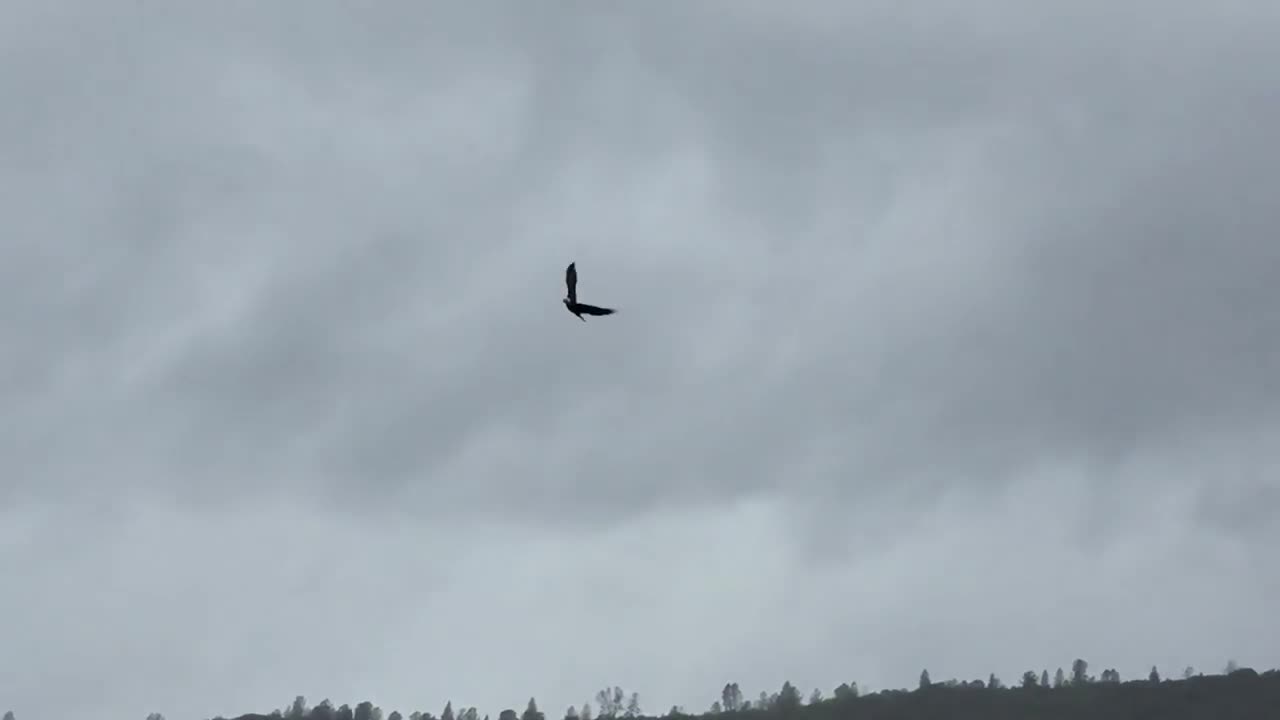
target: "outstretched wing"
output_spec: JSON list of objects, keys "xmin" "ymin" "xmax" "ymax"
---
[
  {"xmin": 565, "ymin": 262, "xmax": 577, "ymax": 304},
  {"xmin": 575, "ymin": 302, "xmax": 615, "ymax": 316}
]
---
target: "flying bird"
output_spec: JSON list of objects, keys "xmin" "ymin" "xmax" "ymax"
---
[{"xmin": 563, "ymin": 261, "xmax": 616, "ymax": 322}]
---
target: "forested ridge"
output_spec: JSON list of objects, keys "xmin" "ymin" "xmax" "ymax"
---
[
  {"xmin": 219, "ymin": 662, "xmax": 1277, "ymax": 720},
  {"xmin": 7, "ymin": 661, "xmax": 1277, "ymax": 720}
]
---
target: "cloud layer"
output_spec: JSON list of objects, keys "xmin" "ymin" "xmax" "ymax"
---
[{"xmin": 2, "ymin": 2, "xmax": 1278, "ymax": 719}]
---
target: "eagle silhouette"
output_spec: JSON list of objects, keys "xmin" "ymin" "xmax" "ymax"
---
[{"xmin": 563, "ymin": 261, "xmax": 616, "ymax": 322}]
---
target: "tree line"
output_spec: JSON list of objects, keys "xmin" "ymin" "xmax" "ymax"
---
[{"xmin": 6, "ymin": 659, "xmax": 1277, "ymax": 720}]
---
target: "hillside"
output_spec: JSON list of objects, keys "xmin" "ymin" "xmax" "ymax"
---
[{"xmin": 202, "ymin": 663, "xmax": 1280, "ymax": 720}]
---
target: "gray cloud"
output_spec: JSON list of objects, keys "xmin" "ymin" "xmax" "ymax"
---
[{"xmin": 2, "ymin": 2, "xmax": 1278, "ymax": 719}]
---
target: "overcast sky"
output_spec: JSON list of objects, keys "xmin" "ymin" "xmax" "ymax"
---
[{"xmin": 3, "ymin": 2, "xmax": 1279, "ymax": 719}]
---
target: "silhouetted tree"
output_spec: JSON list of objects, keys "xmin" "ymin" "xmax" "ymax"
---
[
  {"xmin": 1149, "ymin": 666, "xmax": 1161, "ymax": 683},
  {"xmin": 1054, "ymin": 668, "xmax": 1066, "ymax": 688},
  {"xmin": 807, "ymin": 689, "xmax": 823, "ymax": 705},
  {"xmin": 625, "ymin": 694, "xmax": 641, "ymax": 718},
  {"xmin": 523, "ymin": 699, "xmax": 546, "ymax": 720},
  {"xmin": 3, "ymin": 712, "xmax": 13, "ymax": 720},
  {"xmin": 579, "ymin": 703, "xmax": 593, "ymax": 720},
  {"xmin": 314, "ymin": 700, "xmax": 336, "ymax": 720},
  {"xmin": 1040, "ymin": 670, "xmax": 1049, "ymax": 688},
  {"xmin": 1184, "ymin": 666, "xmax": 1196, "ymax": 679},
  {"xmin": 563, "ymin": 706, "xmax": 579, "ymax": 720},
  {"xmin": 832, "ymin": 682, "xmax": 859, "ymax": 701},
  {"xmin": 146, "ymin": 715, "xmax": 165, "ymax": 720},
  {"xmin": 777, "ymin": 682, "xmax": 802, "ymax": 714},
  {"xmin": 500, "ymin": 710, "xmax": 519, "ymax": 720},
  {"xmin": 389, "ymin": 712, "xmax": 403, "ymax": 720},
  {"xmin": 721, "ymin": 683, "xmax": 743, "ymax": 713},
  {"xmin": 987, "ymin": 674, "xmax": 1002, "ymax": 690},
  {"xmin": 1021, "ymin": 671, "xmax": 1039, "ymax": 688},
  {"xmin": 441, "ymin": 703, "xmax": 455, "ymax": 720},
  {"xmin": 1226, "ymin": 659, "xmax": 1240, "ymax": 674},
  {"xmin": 1071, "ymin": 659, "xmax": 1089, "ymax": 685},
  {"xmin": 708, "ymin": 703, "xmax": 721, "ymax": 715},
  {"xmin": 918, "ymin": 669, "xmax": 931, "ymax": 690},
  {"xmin": 596, "ymin": 688, "xmax": 624, "ymax": 718}
]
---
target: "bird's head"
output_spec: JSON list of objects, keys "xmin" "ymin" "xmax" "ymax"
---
[{"xmin": 562, "ymin": 297, "xmax": 571, "ymax": 307}]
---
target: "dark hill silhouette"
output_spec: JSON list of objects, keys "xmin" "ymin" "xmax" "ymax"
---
[{"xmin": 16, "ymin": 663, "xmax": 1273, "ymax": 720}]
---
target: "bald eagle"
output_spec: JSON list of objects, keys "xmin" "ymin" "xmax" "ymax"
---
[{"xmin": 563, "ymin": 261, "xmax": 616, "ymax": 322}]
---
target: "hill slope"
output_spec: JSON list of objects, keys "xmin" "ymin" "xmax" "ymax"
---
[{"xmin": 209, "ymin": 667, "xmax": 1279, "ymax": 720}]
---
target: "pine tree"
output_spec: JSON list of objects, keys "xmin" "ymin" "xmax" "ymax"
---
[{"xmin": 522, "ymin": 699, "xmax": 545, "ymax": 720}]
